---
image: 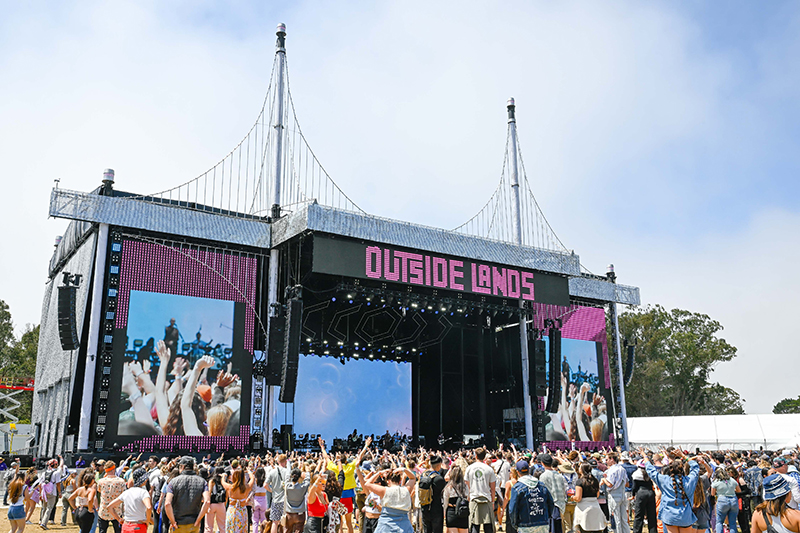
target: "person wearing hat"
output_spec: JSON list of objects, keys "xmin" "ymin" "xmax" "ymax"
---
[
  {"xmin": 772, "ymin": 457, "xmax": 800, "ymax": 511},
  {"xmin": 507, "ymin": 460, "xmax": 555, "ymax": 533},
  {"xmin": 558, "ymin": 461, "xmax": 578, "ymax": 533},
  {"xmin": 750, "ymin": 474, "xmax": 800, "ymax": 533},
  {"xmin": 106, "ymin": 468, "xmax": 152, "ymax": 533},
  {"xmin": 538, "ymin": 454, "xmax": 567, "ymax": 533},
  {"xmin": 420, "ymin": 455, "xmax": 446, "ymax": 533},
  {"xmin": 164, "ymin": 456, "xmax": 210, "ymax": 533}
]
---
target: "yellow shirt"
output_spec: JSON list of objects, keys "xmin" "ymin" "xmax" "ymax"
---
[{"xmin": 327, "ymin": 460, "xmax": 357, "ymax": 490}]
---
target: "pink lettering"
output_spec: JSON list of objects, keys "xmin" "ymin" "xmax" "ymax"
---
[
  {"xmin": 394, "ymin": 251, "xmax": 418, "ymax": 283},
  {"xmin": 408, "ymin": 255, "xmax": 424, "ymax": 284},
  {"xmin": 425, "ymin": 255, "xmax": 431, "ymax": 286},
  {"xmin": 471, "ymin": 263, "xmax": 491, "ymax": 294},
  {"xmin": 507, "ymin": 269, "xmax": 521, "ymax": 298},
  {"xmin": 521, "ymin": 271, "xmax": 535, "ymax": 301},
  {"xmin": 449, "ymin": 260, "xmax": 464, "ymax": 290},
  {"xmin": 366, "ymin": 246, "xmax": 382, "ymax": 278},
  {"xmin": 478, "ymin": 265, "xmax": 491, "ymax": 289},
  {"xmin": 432, "ymin": 257, "xmax": 448, "ymax": 288},
  {"xmin": 493, "ymin": 267, "xmax": 507, "ymax": 296},
  {"xmin": 384, "ymin": 249, "xmax": 400, "ymax": 281}
]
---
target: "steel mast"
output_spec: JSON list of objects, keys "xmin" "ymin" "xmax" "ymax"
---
[{"xmin": 507, "ymin": 98, "xmax": 535, "ymax": 450}]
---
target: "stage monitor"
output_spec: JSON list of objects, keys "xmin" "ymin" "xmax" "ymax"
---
[
  {"xmin": 104, "ymin": 237, "xmax": 259, "ymax": 451},
  {"xmin": 274, "ymin": 354, "xmax": 412, "ymax": 448}
]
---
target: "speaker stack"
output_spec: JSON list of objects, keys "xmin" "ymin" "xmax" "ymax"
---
[
  {"xmin": 57, "ymin": 286, "xmax": 80, "ymax": 351},
  {"xmin": 278, "ymin": 299, "xmax": 303, "ymax": 403},
  {"xmin": 544, "ymin": 327, "xmax": 562, "ymax": 414}
]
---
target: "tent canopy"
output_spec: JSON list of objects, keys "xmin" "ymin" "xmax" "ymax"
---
[{"xmin": 628, "ymin": 414, "xmax": 800, "ymax": 451}]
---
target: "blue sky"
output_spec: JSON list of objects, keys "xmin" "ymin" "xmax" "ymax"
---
[
  {"xmin": 126, "ymin": 290, "xmax": 233, "ymax": 352},
  {"xmin": 1, "ymin": 0, "xmax": 799, "ymax": 413}
]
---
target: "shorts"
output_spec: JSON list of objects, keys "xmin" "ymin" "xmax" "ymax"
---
[
  {"xmin": 8, "ymin": 504, "xmax": 25, "ymax": 521},
  {"xmin": 270, "ymin": 500, "xmax": 285, "ymax": 522}
]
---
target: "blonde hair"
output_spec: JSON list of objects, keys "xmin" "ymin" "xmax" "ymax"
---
[{"xmin": 207, "ymin": 404, "xmax": 233, "ymax": 437}]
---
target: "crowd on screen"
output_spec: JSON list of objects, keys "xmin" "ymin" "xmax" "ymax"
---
[
  {"xmin": 119, "ymin": 340, "xmax": 242, "ymax": 437},
  {"xmin": 2, "ymin": 443, "xmax": 800, "ymax": 533}
]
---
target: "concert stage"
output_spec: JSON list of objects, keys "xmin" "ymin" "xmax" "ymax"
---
[{"xmin": 32, "ymin": 24, "xmax": 639, "ymax": 457}]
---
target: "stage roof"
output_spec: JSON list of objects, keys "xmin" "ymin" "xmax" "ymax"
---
[{"xmin": 49, "ymin": 188, "xmax": 640, "ymax": 305}]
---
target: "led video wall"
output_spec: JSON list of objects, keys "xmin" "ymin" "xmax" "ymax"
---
[
  {"xmin": 105, "ymin": 237, "xmax": 259, "ymax": 451},
  {"xmin": 273, "ymin": 355, "xmax": 413, "ymax": 447},
  {"xmin": 533, "ymin": 303, "xmax": 614, "ymax": 448}
]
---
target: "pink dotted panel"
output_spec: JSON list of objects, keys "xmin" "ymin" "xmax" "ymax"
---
[{"xmin": 113, "ymin": 239, "xmax": 259, "ymax": 452}]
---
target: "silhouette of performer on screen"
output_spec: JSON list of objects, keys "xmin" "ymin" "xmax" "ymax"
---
[{"xmin": 164, "ymin": 318, "xmax": 180, "ymax": 359}]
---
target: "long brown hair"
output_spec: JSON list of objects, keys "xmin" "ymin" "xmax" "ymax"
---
[
  {"xmin": 163, "ymin": 392, "xmax": 208, "ymax": 436},
  {"xmin": 756, "ymin": 495, "xmax": 790, "ymax": 519},
  {"xmin": 7, "ymin": 473, "xmax": 24, "ymax": 502},
  {"xmin": 231, "ymin": 467, "xmax": 246, "ymax": 494},
  {"xmin": 207, "ymin": 404, "xmax": 233, "ymax": 437}
]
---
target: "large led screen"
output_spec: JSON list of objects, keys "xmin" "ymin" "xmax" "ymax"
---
[
  {"xmin": 275, "ymin": 355, "xmax": 412, "ymax": 446},
  {"xmin": 542, "ymin": 337, "xmax": 610, "ymax": 442},
  {"xmin": 109, "ymin": 238, "xmax": 258, "ymax": 450}
]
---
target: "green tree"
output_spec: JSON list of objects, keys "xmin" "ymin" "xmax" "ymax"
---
[
  {"xmin": 0, "ymin": 300, "xmax": 38, "ymax": 423},
  {"xmin": 614, "ymin": 304, "xmax": 744, "ymax": 417},
  {"xmin": 773, "ymin": 396, "xmax": 800, "ymax": 414}
]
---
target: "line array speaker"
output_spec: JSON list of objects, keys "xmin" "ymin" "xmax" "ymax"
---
[
  {"xmin": 544, "ymin": 328, "xmax": 561, "ymax": 413},
  {"xmin": 279, "ymin": 299, "xmax": 303, "ymax": 403},
  {"xmin": 529, "ymin": 339, "xmax": 548, "ymax": 396},
  {"xmin": 266, "ymin": 315, "xmax": 286, "ymax": 386},
  {"xmin": 57, "ymin": 286, "xmax": 80, "ymax": 351}
]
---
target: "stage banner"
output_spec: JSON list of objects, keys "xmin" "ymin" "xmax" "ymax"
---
[{"xmin": 312, "ymin": 234, "xmax": 570, "ymax": 306}]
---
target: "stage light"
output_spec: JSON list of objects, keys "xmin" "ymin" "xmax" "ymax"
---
[
  {"xmin": 331, "ymin": 297, "xmax": 336, "ymax": 302},
  {"xmin": 441, "ymin": 306, "xmax": 446, "ymax": 312},
  {"xmin": 354, "ymin": 342, "xmax": 359, "ymax": 346},
  {"xmin": 324, "ymin": 350, "xmax": 330, "ymax": 355},
  {"xmin": 347, "ymin": 294, "xmax": 354, "ymax": 299},
  {"xmin": 337, "ymin": 341, "xmax": 344, "ymax": 345},
  {"xmin": 306, "ymin": 338, "xmax": 312, "ymax": 342},
  {"xmin": 349, "ymin": 300, "xmax": 354, "ymax": 304},
  {"xmin": 369, "ymin": 354, "xmax": 374, "ymax": 359},
  {"xmin": 411, "ymin": 302, "xmax": 418, "ymax": 308},
  {"xmin": 412, "ymin": 348, "xmax": 417, "ymax": 352},
  {"xmin": 427, "ymin": 306, "xmax": 433, "ymax": 310}
]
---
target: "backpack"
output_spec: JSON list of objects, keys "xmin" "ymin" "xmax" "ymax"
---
[
  {"xmin": 454, "ymin": 496, "xmax": 469, "ymax": 518},
  {"xmin": 418, "ymin": 471, "xmax": 436, "ymax": 508},
  {"xmin": 211, "ymin": 481, "xmax": 227, "ymax": 504}
]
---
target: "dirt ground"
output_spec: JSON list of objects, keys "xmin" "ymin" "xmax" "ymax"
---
[{"xmin": 0, "ymin": 503, "xmax": 81, "ymax": 533}]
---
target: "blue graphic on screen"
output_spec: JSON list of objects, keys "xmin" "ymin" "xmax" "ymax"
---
[
  {"xmin": 126, "ymin": 291, "xmax": 234, "ymax": 368},
  {"xmin": 279, "ymin": 355, "xmax": 412, "ymax": 447},
  {"xmin": 543, "ymin": 337, "xmax": 600, "ymax": 393}
]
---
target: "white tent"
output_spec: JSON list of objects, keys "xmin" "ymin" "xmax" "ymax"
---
[{"xmin": 627, "ymin": 414, "xmax": 800, "ymax": 450}]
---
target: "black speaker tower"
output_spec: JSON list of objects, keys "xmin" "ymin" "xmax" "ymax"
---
[
  {"xmin": 529, "ymin": 338, "xmax": 548, "ymax": 397},
  {"xmin": 544, "ymin": 326, "xmax": 562, "ymax": 413},
  {"xmin": 57, "ymin": 286, "xmax": 80, "ymax": 351},
  {"xmin": 279, "ymin": 298, "xmax": 302, "ymax": 403}
]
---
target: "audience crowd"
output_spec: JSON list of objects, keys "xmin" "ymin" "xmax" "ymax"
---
[{"xmin": 3, "ymin": 443, "xmax": 800, "ymax": 533}]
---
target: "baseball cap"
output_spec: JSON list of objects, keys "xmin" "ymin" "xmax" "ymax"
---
[
  {"xmin": 773, "ymin": 457, "xmax": 788, "ymax": 468},
  {"xmin": 516, "ymin": 460, "xmax": 529, "ymax": 473},
  {"xmin": 180, "ymin": 456, "xmax": 196, "ymax": 468}
]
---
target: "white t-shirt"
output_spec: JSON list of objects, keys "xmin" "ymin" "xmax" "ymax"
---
[
  {"xmin": 491, "ymin": 460, "xmax": 510, "ymax": 496},
  {"xmin": 465, "ymin": 461, "xmax": 496, "ymax": 502},
  {"xmin": 119, "ymin": 487, "xmax": 151, "ymax": 522}
]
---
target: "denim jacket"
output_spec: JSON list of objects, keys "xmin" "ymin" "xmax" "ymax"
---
[
  {"xmin": 507, "ymin": 476, "xmax": 555, "ymax": 529},
  {"xmin": 646, "ymin": 460, "xmax": 700, "ymax": 528}
]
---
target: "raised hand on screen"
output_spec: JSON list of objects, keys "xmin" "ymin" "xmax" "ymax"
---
[
  {"xmin": 157, "ymin": 340, "xmax": 170, "ymax": 363},
  {"xmin": 172, "ymin": 357, "xmax": 188, "ymax": 376},
  {"xmin": 196, "ymin": 355, "xmax": 215, "ymax": 371},
  {"xmin": 121, "ymin": 362, "xmax": 138, "ymax": 397}
]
